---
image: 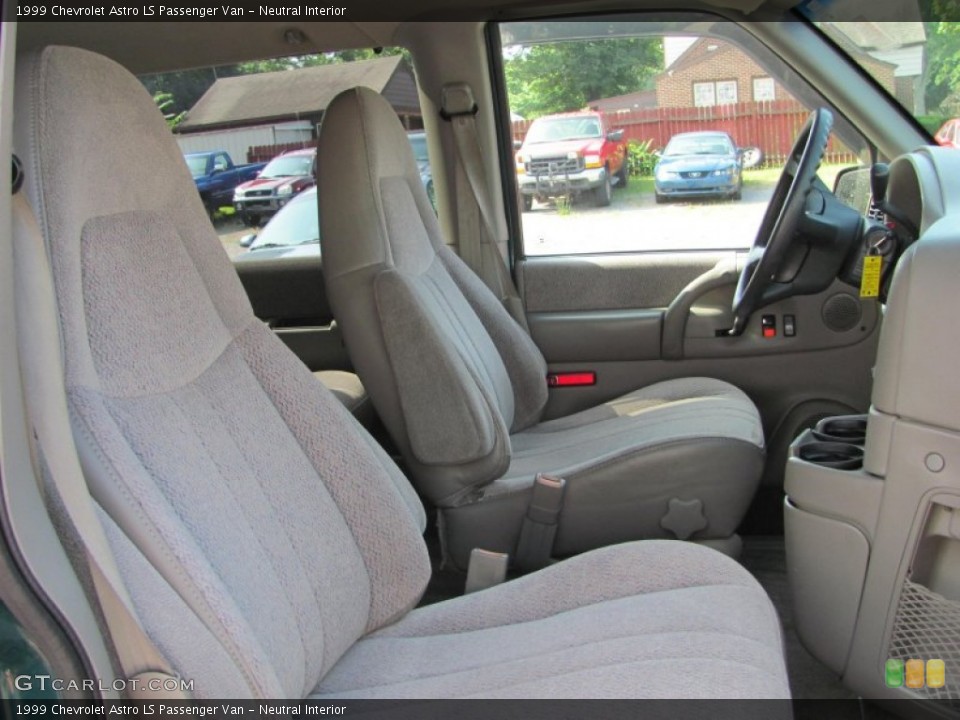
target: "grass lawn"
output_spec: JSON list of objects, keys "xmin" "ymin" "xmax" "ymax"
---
[{"xmin": 619, "ymin": 162, "xmax": 852, "ymax": 204}]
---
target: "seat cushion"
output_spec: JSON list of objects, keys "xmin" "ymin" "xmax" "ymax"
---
[
  {"xmin": 314, "ymin": 370, "xmax": 374, "ymax": 428},
  {"xmin": 313, "ymin": 541, "xmax": 790, "ymax": 699},
  {"xmin": 441, "ymin": 377, "xmax": 765, "ymax": 567}
]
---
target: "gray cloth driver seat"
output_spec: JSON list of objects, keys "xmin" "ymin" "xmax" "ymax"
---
[
  {"xmin": 14, "ymin": 45, "xmax": 790, "ymax": 700},
  {"xmin": 318, "ymin": 87, "xmax": 765, "ymax": 569}
]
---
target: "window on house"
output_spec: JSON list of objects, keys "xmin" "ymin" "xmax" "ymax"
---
[
  {"xmin": 753, "ymin": 76, "xmax": 776, "ymax": 101},
  {"xmin": 499, "ymin": 19, "xmax": 870, "ymax": 257},
  {"xmin": 716, "ymin": 80, "xmax": 738, "ymax": 105},
  {"xmin": 693, "ymin": 82, "xmax": 717, "ymax": 107}
]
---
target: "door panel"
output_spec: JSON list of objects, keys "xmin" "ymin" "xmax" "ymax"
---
[
  {"xmin": 233, "ymin": 256, "xmax": 352, "ymax": 372},
  {"xmin": 519, "ymin": 250, "xmax": 881, "ymax": 535},
  {"xmin": 518, "ymin": 252, "xmax": 728, "ymax": 312}
]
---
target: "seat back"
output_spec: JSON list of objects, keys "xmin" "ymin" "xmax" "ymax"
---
[
  {"xmin": 14, "ymin": 46, "xmax": 431, "ymax": 698},
  {"xmin": 318, "ymin": 87, "xmax": 548, "ymax": 506}
]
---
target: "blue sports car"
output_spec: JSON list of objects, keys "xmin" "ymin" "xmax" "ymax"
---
[{"xmin": 654, "ymin": 131, "xmax": 744, "ymax": 203}]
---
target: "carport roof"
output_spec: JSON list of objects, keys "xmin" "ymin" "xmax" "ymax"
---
[{"xmin": 178, "ymin": 55, "xmax": 407, "ymax": 132}]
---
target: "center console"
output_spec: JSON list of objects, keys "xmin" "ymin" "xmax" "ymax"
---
[{"xmin": 784, "ymin": 215, "xmax": 960, "ymax": 702}]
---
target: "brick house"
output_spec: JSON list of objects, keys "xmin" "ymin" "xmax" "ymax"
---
[{"xmin": 655, "ymin": 37, "xmax": 895, "ymax": 109}]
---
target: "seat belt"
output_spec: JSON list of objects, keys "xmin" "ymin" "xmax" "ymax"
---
[
  {"xmin": 514, "ymin": 473, "xmax": 566, "ymax": 572},
  {"xmin": 11, "ymin": 168, "xmax": 188, "ymax": 699},
  {"xmin": 440, "ymin": 82, "xmax": 529, "ymax": 332}
]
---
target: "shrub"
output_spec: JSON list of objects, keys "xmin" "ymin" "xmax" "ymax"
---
[{"xmin": 627, "ymin": 138, "xmax": 657, "ymax": 177}]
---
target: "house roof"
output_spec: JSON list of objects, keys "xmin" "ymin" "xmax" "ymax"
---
[
  {"xmin": 827, "ymin": 22, "xmax": 926, "ymax": 50},
  {"xmin": 179, "ymin": 56, "xmax": 407, "ymax": 131}
]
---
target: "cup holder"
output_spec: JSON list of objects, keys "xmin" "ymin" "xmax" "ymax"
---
[
  {"xmin": 798, "ymin": 441, "xmax": 864, "ymax": 471},
  {"xmin": 812, "ymin": 415, "xmax": 868, "ymax": 446}
]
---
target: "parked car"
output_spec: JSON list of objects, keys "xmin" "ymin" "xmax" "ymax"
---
[
  {"xmin": 653, "ymin": 131, "xmax": 746, "ymax": 203},
  {"xmin": 233, "ymin": 148, "xmax": 317, "ymax": 227},
  {"xmin": 183, "ymin": 150, "xmax": 266, "ymax": 220},
  {"xmin": 935, "ymin": 118, "xmax": 960, "ymax": 150},
  {"xmin": 515, "ymin": 111, "xmax": 627, "ymax": 209},
  {"xmin": 235, "ymin": 186, "xmax": 320, "ymax": 260}
]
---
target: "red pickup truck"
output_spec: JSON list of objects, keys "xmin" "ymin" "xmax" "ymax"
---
[{"xmin": 515, "ymin": 111, "xmax": 628, "ymax": 210}]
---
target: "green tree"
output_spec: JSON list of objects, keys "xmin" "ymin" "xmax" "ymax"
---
[
  {"xmin": 925, "ymin": 21, "xmax": 960, "ymax": 112},
  {"xmin": 153, "ymin": 90, "xmax": 186, "ymax": 129},
  {"xmin": 504, "ymin": 38, "xmax": 663, "ymax": 119}
]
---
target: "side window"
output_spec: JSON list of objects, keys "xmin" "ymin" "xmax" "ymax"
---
[
  {"xmin": 500, "ymin": 20, "xmax": 868, "ymax": 257},
  {"xmin": 142, "ymin": 48, "xmax": 429, "ymax": 260}
]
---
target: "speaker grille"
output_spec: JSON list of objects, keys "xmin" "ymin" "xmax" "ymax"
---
[{"xmin": 822, "ymin": 293, "xmax": 862, "ymax": 333}]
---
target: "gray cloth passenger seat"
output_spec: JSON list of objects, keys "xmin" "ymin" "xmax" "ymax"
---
[
  {"xmin": 13, "ymin": 45, "xmax": 791, "ymax": 701},
  {"xmin": 318, "ymin": 86, "xmax": 765, "ymax": 569}
]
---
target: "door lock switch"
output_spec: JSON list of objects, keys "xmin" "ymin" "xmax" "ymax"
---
[
  {"xmin": 761, "ymin": 315, "xmax": 777, "ymax": 339},
  {"xmin": 784, "ymin": 314, "xmax": 796, "ymax": 337}
]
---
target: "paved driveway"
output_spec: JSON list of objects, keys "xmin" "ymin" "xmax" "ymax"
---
[{"xmin": 521, "ymin": 184, "xmax": 774, "ymax": 256}]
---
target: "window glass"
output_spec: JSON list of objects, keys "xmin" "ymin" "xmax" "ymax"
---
[
  {"xmin": 500, "ymin": 19, "xmax": 869, "ymax": 256},
  {"xmin": 806, "ymin": 18, "xmax": 960, "ymax": 141},
  {"xmin": 142, "ymin": 48, "xmax": 427, "ymax": 259}
]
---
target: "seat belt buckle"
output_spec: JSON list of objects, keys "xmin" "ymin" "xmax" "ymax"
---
[
  {"xmin": 464, "ymin": 548, "xmax": 509, "ymax": 594},
  {"xmin": 515, "ymin": 473, "xmax": 566, "ymax": 572}
]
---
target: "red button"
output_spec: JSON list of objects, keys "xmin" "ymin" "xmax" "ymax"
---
[{"xmin": 763, "ymin": 327, "xmax": 776, "ymax": 338}]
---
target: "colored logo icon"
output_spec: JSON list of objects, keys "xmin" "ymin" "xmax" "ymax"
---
[
  {"xmin": 885, "ymin": 659, "xmax": 904, "ymax": 688},
  {"xmin": 906, "ymin": 659, "xmax": 925, "ymax": 688},
  {"xmin": 928, "ymin": 659, "xmax": 946, "ymax": 689},
  {"xmin": 886, "ymin": 658, "xmax": 946, "ymax": 689}
]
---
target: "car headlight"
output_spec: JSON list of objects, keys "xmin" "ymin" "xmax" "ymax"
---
[
  {"xmin": 584, "ymin": 154, "xmax": 602, "ymax": 169},
  {"xmin": 278, "ymin": 185, "xmax": 294, "ymax": 196},
  {"xmin": 658, "ymin": 169, "xmax": 678, "ymax": 180},
  {"xmin": 233, "ymin": 189, "xmax": 245, "ymax": 199},
  {"xmin": 712, "ymin": 167, "xmax": 736, "ymax": 177}
]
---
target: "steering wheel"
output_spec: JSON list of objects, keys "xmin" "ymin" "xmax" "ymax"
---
[{"xmin": 730, "ymin": 108, "xmax": 834, "ymax": 335}]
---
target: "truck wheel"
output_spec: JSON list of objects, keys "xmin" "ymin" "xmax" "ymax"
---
[
  {"xmin": 242, "ymin": 213, "xmax": 261, "ymax": 227},
  {"xmin": 615, "ymin": 160, "xmax": 629, "ymax": 189},
  {"xmin": 521, "ymin": 195, "xmax": 533, "ymax": 212},
  {"xmin": 594, "ymin": 172, "xmax": 612, "ymax": 207}
]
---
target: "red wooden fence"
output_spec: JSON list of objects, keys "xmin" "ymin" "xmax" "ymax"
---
[
  {"xmin": 247, "ymin": 141, "xmax": 314, "ymax": 164},
  {"xmin": 512, "ymin": 100, "xmax": 856, "ymax": 167}
]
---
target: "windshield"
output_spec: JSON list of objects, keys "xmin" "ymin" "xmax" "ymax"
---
[
  {"xmin": 664, "ymin": 135, "xmax": 734, "ymax": 156},
  {"xmin": 184, "ymin": 155, "xmax": 208, "ymax": 178},
  {"xmin": 805, "ymin": 19, "xmax": 960, "ymax": 140},
  {"xmin": 525, "ymin": 116, "xmax": 602, "ymax": 143},
  {"xmin": 250, "ymin": 190, "xmax": 319, "ymax": 250},
  {"xmin": 259, "ymin": 154, "xmax": 314, "ymax": 179}
]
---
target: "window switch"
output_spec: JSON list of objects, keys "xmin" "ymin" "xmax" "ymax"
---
[
  {"xmin": 761, "ymin": 315, "xmax": 776, "ymax": 339},
  {"xmin": 784, "ymin": 315, "xmax": 796, "ymax": 338}
]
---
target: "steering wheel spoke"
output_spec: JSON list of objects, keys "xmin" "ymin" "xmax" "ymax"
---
[{"xmin": 730, "ymin": 108, "xmax": 833, "ymax": 336}]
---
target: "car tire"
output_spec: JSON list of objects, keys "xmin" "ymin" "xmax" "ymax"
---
[
  {"xmin": 522, "ymin": 195, "xmax": 533, "ymax": 212},
  {"xmin": 242, "ymin": 213, "xmax": 261, "ymax": 227},
  {"xmin": 655, "ymin": 193, "xmax": 665, "ymax": 204},
  {"xmin": 615, "ymin": 158, "xmax": 629, "ymax": 189},
  {"xmin": 594, "ymin": 172, "xmax": 612, "ymax": 207}
]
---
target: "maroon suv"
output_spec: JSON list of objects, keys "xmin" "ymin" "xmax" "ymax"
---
[{"xmin": 233, "ymin": 147, "xmax": 317, "ymax": 227}]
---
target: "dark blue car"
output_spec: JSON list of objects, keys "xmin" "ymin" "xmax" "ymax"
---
[{"xmin": 654, "ymin": 131, "xmax": 744, "ymax": 203}]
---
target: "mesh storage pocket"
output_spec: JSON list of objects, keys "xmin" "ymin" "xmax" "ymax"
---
[{"xmin": 888, "ymin": 579, "xmax": 960, "ymax": 700}]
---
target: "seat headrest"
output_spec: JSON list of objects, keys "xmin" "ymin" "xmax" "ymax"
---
[
  {"xmin": 14, "ymin": 46, "xmax": 253, "ymax": 396},
  {"xmin": 318, "ymin": 86, "xmax": 440, "ymax": 278}
]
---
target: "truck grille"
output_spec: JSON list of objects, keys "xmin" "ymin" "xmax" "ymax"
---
[{"xmin": 527, "ymin": 156, "xmax": 583, "ymax": 176}]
